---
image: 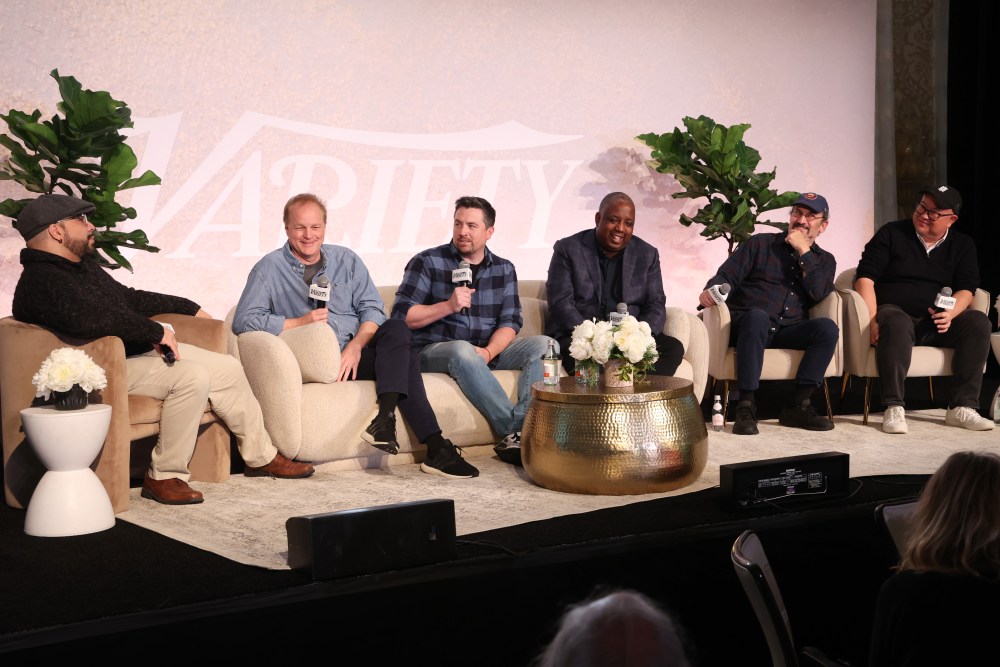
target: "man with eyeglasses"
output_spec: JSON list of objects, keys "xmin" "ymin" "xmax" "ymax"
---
[
  {"xmin": 10, "ymin": 194, "xmax": 315, "ymax": 505},
  {"xmin": 699, "ymin": 192, "xmax": 838, "ymax": 435},
  {"xmin": 854, "ymin": 185, "xmax": 992, "ymax": 433}
]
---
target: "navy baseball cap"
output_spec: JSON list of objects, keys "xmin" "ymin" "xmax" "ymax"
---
[
  {"xmin": 920, "ymin": 185, "xmax": 962, "ymax": 213},
  {"xmin": 792, "ymin": 192, "xmax": 829, "ymax": 217}
]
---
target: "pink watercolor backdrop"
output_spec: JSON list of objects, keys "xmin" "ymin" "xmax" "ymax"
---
[{"xmin": 1, "ymin": 0, "xmax": 875, "ymax": 318}]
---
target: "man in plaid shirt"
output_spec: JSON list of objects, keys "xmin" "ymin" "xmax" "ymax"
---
[
  {"xmin": 392, "ymin": 196, "xmax": 554, "ymax": 465},
  {"xmin": 699, "ymin": 192, "xmax": 838, "ymax": 436}
]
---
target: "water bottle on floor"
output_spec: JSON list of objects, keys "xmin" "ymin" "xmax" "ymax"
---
[
  {"xmin": 992, "ymin": 385, "xmax": 1000, "ymax": 424},
  {"xmin": 711, "ymin": 395, "xmax": 724, "ymax": 431}
]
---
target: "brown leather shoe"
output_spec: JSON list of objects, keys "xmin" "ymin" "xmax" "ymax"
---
[
  {"xmin": 244, "ymin": 453, "xmax": 314, "ymax": 479},
  {"xmin": 141, "ymin": 473, "xmax": 204, "ymax": 505}
]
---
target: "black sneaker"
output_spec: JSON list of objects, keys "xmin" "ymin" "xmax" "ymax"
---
[
  {"xmin": 420, "ymin": 440, "xmax": 479, "ymax": 479},
  {"xmin": 493, "ymin": 432, "xmax": 522, "ymax": 466},
  {"xmin": 779, "ymin": 399, "xmax": 834, "ymax": 431},
  {"xmin": 732, "ymin": 400, "xmax": 759, "ymax": 436},
  {"xmin": 362, "ymin": 413, "xmax": 399, "ymax": 454}
]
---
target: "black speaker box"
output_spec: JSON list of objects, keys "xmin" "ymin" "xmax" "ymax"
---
[
  {"xmin": 286, "ymin": 498, "xmax": 457, "ymax": 580},
  {"xmin": 720, "ymin": 451, "xmax": 850, "ymax": 509}
]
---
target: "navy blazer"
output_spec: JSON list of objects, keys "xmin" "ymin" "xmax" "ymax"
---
[{"xmin": 545, "ymin": 229, "xmax": 667, "ymax": 341}]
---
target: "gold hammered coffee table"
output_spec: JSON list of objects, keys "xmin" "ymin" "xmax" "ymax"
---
[{"xmin": 521, "ymin": 376, "xmax": 708, "ymax": 495}]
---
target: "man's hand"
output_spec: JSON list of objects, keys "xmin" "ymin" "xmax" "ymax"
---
[
  {"xmin": 156, "ymin": 325, "xmax": 181, "ymax": 361},
  {"xmin": 449, "ymin": 286, "xmax": 475, "ymax": 313},
  {"xmin": 474, "ymin": 346, "xmax": 491, "ymax": 364},
  {"xmin": 870, "ymin": 320, "xmax": 879, "ymax": 346},
  {"xmin": 698, "ymin": 289, "xmax": 718, "ymax": 309},
  {"xmin": 929, "ymin": 307, "xmax": 956, "ymax": 333},
  {"xmin": 284, "ymin": 308, "xmax": 328, "ymax": 330},
  {"xmin": 337, "ymin": 340, "xmax": 363, "ymax": 381},
  {"xmin": 785, "ymin": 227, "xmax": 813, "ymax": 255}
]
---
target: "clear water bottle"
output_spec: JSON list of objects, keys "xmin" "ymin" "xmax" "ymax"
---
[
  {"xmin": 711, "ymin": 395, "xmax": 724, "ymax": 431},
  {"xmin": 992, "ymin": 385, "xmax": 1000, "ymax": 424},
  {"xmin": 542, "ymin": 340, "xmax": 561, "ymax": 386}
]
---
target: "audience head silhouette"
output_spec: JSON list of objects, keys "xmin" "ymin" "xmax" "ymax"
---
[
  {"xmin": 901, "ymin": 450, "xmax": 1000, "ymax": 579},
  {"xmin": 537, "ymin": 589, "xmax": 691, "ymax": 667}
]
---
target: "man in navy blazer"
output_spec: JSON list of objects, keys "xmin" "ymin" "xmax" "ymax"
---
[{"xmin": 545, "ymin": 192, "xmax": 684, "ymax": 376}]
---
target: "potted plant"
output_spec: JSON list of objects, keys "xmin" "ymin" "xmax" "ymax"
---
[
  {"xmin": 0, "ymin": 69, "xmax": 161, "ymax": 270},
  {"xmin": 637, "ymin": 115, "xmax": 799, "ymax": 254},
  {"xmin": 32, "ymin": 347, "xmax": 108, "ymax": 410},
  {"xmin": 568, "ymin": 316, "xmax": 659, "ymax": 388}
]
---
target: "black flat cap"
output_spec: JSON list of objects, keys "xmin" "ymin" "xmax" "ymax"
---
[{"xmin": 14, "ymin": 194, "xmax": 95, "ymax": 241}]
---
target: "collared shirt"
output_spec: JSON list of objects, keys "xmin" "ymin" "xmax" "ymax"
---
[
  {"xmin": 917, "ymin": 227, "xmax": 949, "ymax": 254},
  {"xmin": 705, "ymin": 232, "xmax": 836, "ymax": 331},
  {"xmin": 232, "ymin": 243, "xmax": 386, "ymax": 350},
  {"xmin": 391, "ymin": 242, "xmax": 523, "ymax": 348}
]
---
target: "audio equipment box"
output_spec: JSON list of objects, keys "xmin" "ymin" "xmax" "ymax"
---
[
  {"xmin": 286, "ymin": 498, "xmax": 457, "ymax": 580},
  {"xmin": 720, "ymin": 452, "xmax": 850, "ymax": 509}
]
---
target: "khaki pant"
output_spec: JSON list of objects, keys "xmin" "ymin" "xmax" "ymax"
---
[{"xmin": 127, "ymin": 344, "xmax": 276, "ymax": 480}]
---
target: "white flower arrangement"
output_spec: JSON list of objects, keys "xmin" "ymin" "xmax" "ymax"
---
[
  {"xmin": 31, "ymin": 347, "xmax": 108, "ymax": 399},
  {"xmin": 569, "ymin": 315, "xmax": 659, "ymax": 385}
]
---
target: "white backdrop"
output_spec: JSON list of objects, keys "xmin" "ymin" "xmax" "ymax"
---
[{"xmin": 0, "ymin": 0, "xmax": 876, "ymax": 319}]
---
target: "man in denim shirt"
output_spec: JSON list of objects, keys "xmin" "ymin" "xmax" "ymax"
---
[
  {"xmin": 233, "ymin": 194, "xmax": 478, "ymax": 479},
  {"xmin": 391, "ymin": 196, "xmax": 554, "ymax": 465}
]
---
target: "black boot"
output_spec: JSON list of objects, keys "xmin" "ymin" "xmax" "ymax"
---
[
  {"xmin": 732, "ymin": 400, "xmax": 759, "ymax": 435},
  {"xmin": 779, "ymin": 399, "xmax": 834, "ymax": 431}
]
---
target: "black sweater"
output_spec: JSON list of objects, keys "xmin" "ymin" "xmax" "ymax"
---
[{"xmin": 12, "ymin": 249, "xmax": 200, "ymax": 356}]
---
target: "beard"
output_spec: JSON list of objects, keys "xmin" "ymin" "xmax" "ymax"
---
[{"xmin": 65, "ymin": 236, "xmax": 96, "ymax": 260}]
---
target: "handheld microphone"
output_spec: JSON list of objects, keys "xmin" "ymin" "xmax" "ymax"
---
[
  {"xmin": 609, "ymin": 302, "xmax": 628, "ymax": 325},
  {"xmin": 933, "ymin": 286, "xmax": 956, "ymax": 313},
  {"xmin": 158, "ymin": 321, "xmax": 176, "ymax": 365},
  {"xmin": 309, "ymin": 275, "xmax": 331, "ymax": 310},
  {"xmin": 452, "ymin": 260, "xmax": 472, "ymax": 315},
  {"xmin": 698, "ymin": 283, "xmax": 731, "ymax": 310}
]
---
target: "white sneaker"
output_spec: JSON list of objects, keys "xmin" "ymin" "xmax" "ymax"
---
[
  {"xmin": 945, "ymin": 406, "xmax": 995, "ymax": 431},
  {"xmin": 882, "ymin": 406, "xmax": 908, "ymax": 434}
]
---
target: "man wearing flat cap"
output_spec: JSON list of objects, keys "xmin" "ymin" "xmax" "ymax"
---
[
  {"xmin": 10, "ymin": 194, "xmax": 315, "ymax": 505},
  {"xmin": 699, "ymin": 192, "xmax": 839, "ymax": 435},
  {"xmin": 855, "ymin": 185, "xmax": 993, "ymax": 434}
]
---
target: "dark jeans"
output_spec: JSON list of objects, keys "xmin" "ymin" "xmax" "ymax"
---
[
  {"xmin": 875, "ymin": 305, "xmax": 991, "ymax": 409},
  {"xmin": 730, "ymin": 309, "xmax": 839, "ymax": 392},
  {"xmin": 353, "ymin": 319, "xmax": 440, "ymax": 440},
  {"xmin": 558, "ymin": 332, "xmax": 685, "ymax": 377}
]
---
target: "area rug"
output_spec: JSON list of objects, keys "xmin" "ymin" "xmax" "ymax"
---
[{"xmin": 118, "ymin": 409, "xmax": 997, "ymax": 570}]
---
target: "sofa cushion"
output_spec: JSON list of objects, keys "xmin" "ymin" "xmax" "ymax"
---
[
  {"xmin": 519, "ymin": 297, "xmax": 548, "ymax": 338},
  {"xmin": 279, "ymin": 322, "xmax": 341, "ymax": 383}
]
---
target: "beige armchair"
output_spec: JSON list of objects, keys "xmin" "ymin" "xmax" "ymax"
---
[
  {"xmin": 835, "ymin": 268, "xmax": 990, "ymax": 424},
  {"xmin": 702, "ymin": 292, "xmax": 844, "ymax": 423},
  {"xmin": 1, "ymin": 314, "xmax": 231, "ymax": 513}
]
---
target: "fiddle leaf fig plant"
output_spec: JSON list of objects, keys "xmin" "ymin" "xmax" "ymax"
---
[
  {"xmin": 0, "ymin": 69, "xmax": 161, "ymax": 270},
  {"xmin": 637, "ymin": 115, "xmax": 799, "ymax": 254}
]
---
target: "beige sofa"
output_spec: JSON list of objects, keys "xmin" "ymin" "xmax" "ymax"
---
[{"xmin": 225, "ymin": 280, "xmax": 708, "ymax": 469}]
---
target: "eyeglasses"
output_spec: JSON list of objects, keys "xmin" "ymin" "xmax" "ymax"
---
[
  {"xmin": 915, "ymin": 203, "xmax": 954, "ymax": 222},
  {"xmin": 790, "ymin": 207, "xmax": 825, "ymax": 221},
  {"xmin": 58, "ymin": 214, "xmax": 89, "ymax": 224}
]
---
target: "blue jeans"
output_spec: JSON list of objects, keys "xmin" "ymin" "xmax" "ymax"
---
[{"xmin": 418, "ymin": 335, "xmax": 555, "ymax": 436}]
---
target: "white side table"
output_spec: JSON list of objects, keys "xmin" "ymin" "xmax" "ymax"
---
[{"xmin": 20, "ymin": 404, "xmax": 115, "ymax": 537}]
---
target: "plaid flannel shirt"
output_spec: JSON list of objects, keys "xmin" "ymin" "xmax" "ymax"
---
[{"xmin": 391, "ymin": 242, "xmax": 523, "ymax": 348}]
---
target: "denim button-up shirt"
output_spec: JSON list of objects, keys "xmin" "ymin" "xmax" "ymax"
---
[{"xmin": 232, "ymin": 243, "xmax": 386, "ymax": 350}]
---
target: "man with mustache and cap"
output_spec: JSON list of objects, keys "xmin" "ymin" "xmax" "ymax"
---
[
  {"xmin": 699, "ymin": 192, "xmax": 839, "ymax": 435},
  {"xmin": 854, "ymin": 184, "xmax": 993, "ymax": 434},
  {"xmin": 10, "ymin": 194, "xmax": 314, "ymax": 505}
]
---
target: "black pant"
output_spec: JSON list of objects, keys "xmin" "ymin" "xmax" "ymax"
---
[
  {"xmin": 875, "ymin": 305, "xmax": 991, "ymax": 409},
  {"xmin": 730, "ymin": 309, "xmax": 839, "ymax": 392},
  {"xmin": 353, "ymin": 319, "xmax": 440, "ymax": 440}
]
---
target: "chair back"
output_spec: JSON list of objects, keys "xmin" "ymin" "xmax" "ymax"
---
[
  {"xmin": 731, "ymin": 530, "xmax": 799, "ymax": 667},
  {"xmin": 875, "ymin": 500, "xmax": 918, "ymax": 561}
]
